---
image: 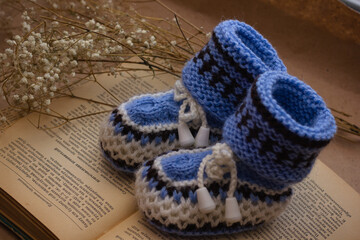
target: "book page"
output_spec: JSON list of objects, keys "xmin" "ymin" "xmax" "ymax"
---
[
  {"xmin": 0, "ymin": 71, "xmax": 176, "ymax": 240},
  {"xmin": 98, "ymin": 161, "xmax": 360, "ymax": 240}
]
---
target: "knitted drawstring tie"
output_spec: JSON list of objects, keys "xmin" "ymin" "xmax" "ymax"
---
[
  {"xmin": 196, "ymin": 143, "xmax": 242, "ymax": 224},
  {"xmin": 174, "ymin": 80, "xmax": 209, "ymax": 147}
]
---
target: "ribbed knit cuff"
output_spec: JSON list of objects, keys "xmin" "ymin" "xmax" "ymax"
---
[
  {"xmin": 182, "ymin": 20, "xmax": 286, "ymax": 128},
  {"xmin": 223, "ymin": 71, "xmax": 336, "ymax": 185}
]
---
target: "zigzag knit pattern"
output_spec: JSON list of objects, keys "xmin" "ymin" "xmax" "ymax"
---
[
  {"xmin": 99, "ymin": 90, "xmax": 222, "ymax": 172},
  {"xmin": 182, "ymin": 20, "xmax": 286, "ymax": 128},
  {"xmin": 135, "ymin": 147, "xmax": 292, "ymax": 236},
  {"xmin": 223, "ymin": 71, "xmax": 337, "ymax": 185}
]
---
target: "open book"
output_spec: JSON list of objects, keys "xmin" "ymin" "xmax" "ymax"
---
[{"xmin": 0, "ymin": 71, "xmax": 359, "ymax": 240}]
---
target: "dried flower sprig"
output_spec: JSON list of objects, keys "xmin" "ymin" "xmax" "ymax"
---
[
  {"xmin": 0, "ymin": 0, "xmax": 207, "ymax": 127},
  {"xmin": 0, "ymin": 0, "xmax": 358, "ymax": 138}
]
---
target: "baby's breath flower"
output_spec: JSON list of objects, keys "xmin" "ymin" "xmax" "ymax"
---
[
  {"xmin": 70, "ymin": 60, "xmax": 78, "ymax": 67},
  {"xmin": 20, "ymin": 77, "xmax": 28, "ymax": 84},
  {"xmin": 85, "ymin": 19, "xmax": 96, "ymax": 29},
  {"xmin": 22, "ymin": 95, "xmax": 28, "ymax": 102},
  {"xmin": 5, "ymin": 48, "xmax": 13, "ymax": 56},
  {"xmin": 6, "ymin": 40, "xmax": 16, "ymax": 46},
  {"xmin": 14, "ymin": 35, "xmax": 21, "ymax": 42}
]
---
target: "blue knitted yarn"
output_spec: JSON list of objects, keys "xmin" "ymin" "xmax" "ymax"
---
[
  {"xmin": 223, "ymin": 71, "xmax": 336, "ymax": 186},
  {"xmin": 125, "ymin": 91, "xmax": 181, "ymax": 126},
  {"xmin": 159, "ymin": 148, "xmax": 286, "ymax": 190},
  {"xmin": 161, "ymin": 150, "xmax": 211, "ymax": 181},
  {"xmin": 182, "ymin": 20, "xmax": 286, "ymax": 128}
]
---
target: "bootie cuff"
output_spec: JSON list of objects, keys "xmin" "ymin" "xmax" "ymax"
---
[
  {"xmin": 182, "ymin": 20, "xmax": 286, "ymax": 128},
  {"xmin": 223, "ymin": 71, "xmax": 336, "ymax": 185}
]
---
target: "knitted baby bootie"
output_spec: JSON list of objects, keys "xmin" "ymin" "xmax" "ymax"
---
[
  {"xmin": 99, "ymin": 20, "xmax": 286, "ymax": 172},
  {"xmin": 135, "ymin": 71, "xmax": 336, "ymax": 235}
]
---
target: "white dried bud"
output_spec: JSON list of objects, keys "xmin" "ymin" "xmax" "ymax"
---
[
  {"xmin": 150, "ymin": 36, "xmax": 155, "ymax": 42},
  {"xmin": 0, "ymin": 53, "xmax": 6, "ymax": 61},
  {"xmin": 40, "ymin": 43, "xmax": 49, "ymax": 50},
  {"xmin": 20, "ymin": 77, "xmax": 28, "ymax": 84},
  {"xmin": 32, "ymin": 84, "xmax": 40, "ymax": 91},
  {"xmin": 14, "ymin": 35, "xmax": 21, "ymax": 42},
  {"xmin": 126, "ymin": 39, "xmax": 133, "ymax": 46},
  {"xmin": 28, "ymin": 36, "xmax": 35, "ymax": 42},
  {"xmin": 70, "ymin": 60, "xmax": 78, "ymax": 67},
  {"xmin": 85, "ymin": 19, "xmax": 96, "ymax": 28},
  {"xmin": 144, "ymin": 41, "xmax": 149, "ymax": 48},
  {"xmin": 5, "ymin": 48, "xmax": 13, "ymax": 56},
  {"xmin": 68, "ymin": 48, "xmax": 77, "ymax": 56},
  {"xmin": 22, "ymin": 95, "xmax": 28, "ymax": 102},
  {"xmin": 92, "ymin": 53, "xmax": 100, "ymax": 58},
  {"xmin": 22, "ymin": 22, "xmax": 31, "ymax": 32},
  {"xmin": 6, "ymin": 40, "xmax": 15, "ymax": 46},
  {"xmin": 115, "ymin": 24, "xmax": 121, "ymax": 30},
  {"xmin": 170, "ymin": 40, "xmax": 177, "ymax": 46}
]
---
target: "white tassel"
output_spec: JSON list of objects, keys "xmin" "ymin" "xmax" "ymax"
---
[
  {"xmin": 178, "ymin": 122, "xmax": 195, "ymax": 147},
  {"xmin": 195, "ymin": 126, "xmax": 210, "ymax": 147},
  {"xmin": 196, "ymin": 187, "xmax": 216, "ymax": 213},
  {"xmin": 225, "ymin": 197, "xmax": 241, "ymax": 223}
]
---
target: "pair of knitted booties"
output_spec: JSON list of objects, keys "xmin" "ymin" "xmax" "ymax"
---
[{"xmin": 99, "ymin": 20, "xmax": 336, "ymax": 235}]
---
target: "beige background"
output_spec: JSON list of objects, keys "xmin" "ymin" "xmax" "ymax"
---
[{"xmin": 0, "ymin": 0, "xmax": 359, "ymax": 239}]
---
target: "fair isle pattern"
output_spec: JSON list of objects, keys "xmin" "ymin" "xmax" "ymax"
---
[
  {"xmin": 134, "ymin": 71, "xmax": 336, "ymax": 235},
  {"xmin": 135, "ymin": 148, "xmax": 292, "ymax": 235},
  {"xmin": 99, "ymin": 91, "xmax": 222, "ymax": 172},
  {"xmin": 223, "ymin": 71, "xmax": 337, "ymax": 185},
  {"xmin": 99, "ymin": 20, "xmax": 287, "ymax": 172},
  {"xmin": 182, "ymin": 20, "xmax": 286, "ymax": 128}
]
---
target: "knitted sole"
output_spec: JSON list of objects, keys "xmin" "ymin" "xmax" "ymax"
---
[
  {"xmin": 99, "ymin": 106, "xmax": 222, "ymax": 172},
  {"xmin": 100, "ymin": 143, "xmax": 139, "ymax": 173},
  {"xmin": 147, "ymin": 217, "xmax": 262, "ymax": 236},
  {"xmin": 135, "ymin": 150, "xmax": 292, "ymax": 235}
]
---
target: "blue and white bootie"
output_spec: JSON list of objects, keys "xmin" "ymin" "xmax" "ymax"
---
[
  {"xmin": 99, "ymin": 20, "xmax": 286, "ymax": 172},
  {"xmin": 135, "ymin": 72, "xmax": 336, "ymax": 235}
]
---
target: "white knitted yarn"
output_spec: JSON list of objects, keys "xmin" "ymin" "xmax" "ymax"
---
[
  {"xmin": 174, "ymin": 80, "xmax": 208, "ymax": 129},
  {"xmin": 197, "ymin": 143, "xmax": 237, "ymax": 199},
  {"xmin": 99, "ymin": 90, "xmax": 221, "ymax": 167},
  {"xmin": 135, "ymin": 147, "xmax": 292, "ymax": 230},
  {"xmin": 152, "ymin": 148, "xmax": 288, "ymax": 195}
]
